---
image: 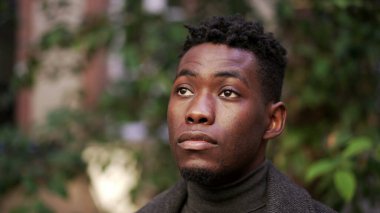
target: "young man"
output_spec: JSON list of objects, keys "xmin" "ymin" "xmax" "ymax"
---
[{"xmin": 137, "ymin": 15, "xmax": 336, "ymax": 213}]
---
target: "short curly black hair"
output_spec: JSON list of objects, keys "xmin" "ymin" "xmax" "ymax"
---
[{"xmin": 181, "ymin": 15, "xmax": 287, "ymax": 103}]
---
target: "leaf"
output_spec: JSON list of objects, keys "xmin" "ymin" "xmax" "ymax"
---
[
  {"xmin": 306, "ymin": 159, "xmax": 335, "ymax": 182},
  {"xmin": 47, "ymin": 174, "xmax": 68, "ymax": 198},
  {"xmin": 334, "ymin": 170, "xmax": 356, "ymax": 202},
  {"xmin": 342, "ymin": 137, "xmax": 372, "ymax": 158}
]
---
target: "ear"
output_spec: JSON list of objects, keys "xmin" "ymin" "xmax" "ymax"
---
[{"xmin": 263, "ymin": 102, "xmax": 286, "ymax": 140}]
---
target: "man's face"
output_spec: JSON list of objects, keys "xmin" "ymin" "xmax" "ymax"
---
[{"xmin": 167, "ymin": 43, "xmax": 274, "ymax": 185}]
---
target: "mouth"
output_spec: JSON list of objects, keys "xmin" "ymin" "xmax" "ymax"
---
[{"xmin": 177, "ymin": 132, "xmax": 218, "ymax": 151}]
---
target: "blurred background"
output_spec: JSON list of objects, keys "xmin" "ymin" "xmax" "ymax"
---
[{"xmin": 0, "ymin": 0, "xmax": 379, "ymax": 212}]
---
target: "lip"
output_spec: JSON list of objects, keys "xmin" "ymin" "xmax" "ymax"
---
[{"xmin": 177, "ymin": 132, "xmax": 218, "ymax": 151}]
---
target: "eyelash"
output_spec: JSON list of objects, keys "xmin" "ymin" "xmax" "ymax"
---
[
  {"xmin": 176, "ymin": 87, "xmax": 193, "ymax": 96},
  {"xmin": 219, "ymin": 89, "xmax": 240, "ymax": 98},
  {"xmin": 175, "ymin": 87, "xmax": 240, "ymax": 99}
]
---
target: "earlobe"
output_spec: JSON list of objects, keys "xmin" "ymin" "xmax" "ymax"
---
[{"xmin": 263, "ymin": 102, "xmax": 286, "ymax": 140}]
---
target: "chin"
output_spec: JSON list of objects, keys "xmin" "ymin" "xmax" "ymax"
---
[{"xmin": 179, "ymin": 167, "xmax": 221, "ymax": 186}]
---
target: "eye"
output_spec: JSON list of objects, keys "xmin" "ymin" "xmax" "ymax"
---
[
  {"xmin": 176, "ymin": 87, "xmax": 194, "ymax": 97},
  {"xmin": 219, "ymin": 89, "xmax": 239, "ymax": 98}
]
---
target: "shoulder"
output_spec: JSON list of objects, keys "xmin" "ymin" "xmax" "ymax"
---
[
  {"xmin": 136, "ymin": 180, "xmax": 187, "ymax": 213},
  {"xmin": 312, "ymin": 200, "xmax": 337, "ymax": 213},
  {"xmin": 266, "ymin": 162, "xmax": 336, "ymax": 213}
]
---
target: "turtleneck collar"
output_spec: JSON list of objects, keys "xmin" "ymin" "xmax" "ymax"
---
[{"xmin": 182, "ymin": 160, "xmax": 268, "ymax": 213}]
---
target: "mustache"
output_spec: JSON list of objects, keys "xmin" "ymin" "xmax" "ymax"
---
[{"xmin": 177, "ymin": 132, "xmax": 217, "ymax": 144}]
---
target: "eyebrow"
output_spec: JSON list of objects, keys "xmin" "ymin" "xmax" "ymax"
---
[
  {"xmin": 175, "ymin": 69, "xmax": 198, "ymax": 79},
  {"xmin": 214, "ymin": 70, "xmax": 249, "ymax": 86},
  {"xmin": 175, "ymin": 69, "xmax": 249, "ymax": 86}
]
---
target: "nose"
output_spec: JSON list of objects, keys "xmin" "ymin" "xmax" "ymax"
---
[{"xmin": 185, "ymin": 93, "xmax": 215, "ymax": 125}]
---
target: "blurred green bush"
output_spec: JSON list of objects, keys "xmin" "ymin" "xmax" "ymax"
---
[{"xmin": 272, "ymin": 1, "xmax": 380, "ymax": 210}]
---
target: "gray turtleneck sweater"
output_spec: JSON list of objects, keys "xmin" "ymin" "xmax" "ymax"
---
[
  {"xmin": 136, "ymin": 161, "xmax": 337, "ymax": 213},
  {"xmin": 181, "ymin": 161, "xmax": 268, "ymax": 213}
]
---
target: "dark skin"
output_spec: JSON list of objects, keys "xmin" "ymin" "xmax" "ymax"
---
[{"xmin": 167, "ymin": 43, "xmax": 286, "ymax": 186}]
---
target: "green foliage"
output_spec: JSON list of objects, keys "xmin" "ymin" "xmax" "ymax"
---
[
  {"xmin": 342, "ymin": 137, "xmax": 372, "ymax": 159},
  {"xmin": 11, "ymin": 56, "xmax": 39, "ymax": 89},
  {"xmin": 334, "ymin": 170, "xmax": 356, "ymax": 202},
  {"xmin": 306, "ymin": 159, "xmax": 336, "ymax": 182},
  {"xmin": 36, "ymin": 108, "xmax": 107, "ymax": 143},
  {"xmin": 39, "ymin": 25, "xmax": 75, "ymax": 49},
  {"xmin": 304, "ymin": 136, "xmax": 375, "ymax": 204},
  {"xmin": 75, "ymin": 17, "xmax": 114, "ymax": 56},
  {"xmin": 273, "ymin": 0, "xmax": 380, "ymax": 210},
  {"xmin": 0, "ymin": 109, "xmax": 104, "ymax": 198}
]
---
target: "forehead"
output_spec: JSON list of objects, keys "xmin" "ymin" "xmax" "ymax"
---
[
  {"xmin": 177, "ymin": 43, "xmax": 257, "ymax": 74},
  {"xmin": 179, "ymin": 43, "xmax": 256, "ymax": 67},
  {"xmin": 178, "ymin": 43, "xmax": 258, "ymax": 78}
]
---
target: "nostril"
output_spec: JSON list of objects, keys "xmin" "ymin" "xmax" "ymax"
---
[
  {"xmin": 186, "ymin": 116, "xmax": 208, "ymax": 124},
  {"xmin": 186, "ymin": 117, "xmax": 194, "ymax": 123},
  {"xmin": 199, "ymin": 118, "xmax": 208, "ymax": 123}
]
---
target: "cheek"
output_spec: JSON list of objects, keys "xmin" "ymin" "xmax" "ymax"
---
[
  {"xmin": 167, "ymin": 100, "xmax": 185, "ymax": 140},
  {"xmin": 219, "ymin": 102, "xmax": 265, "ymax": 135},
  {"xmin": 167, "ymin": 99, "xmax": 179, "ymax": 125},
  {"xmin": 217, "ymin": 103, "xmax": 266, "ymax": 155}
]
